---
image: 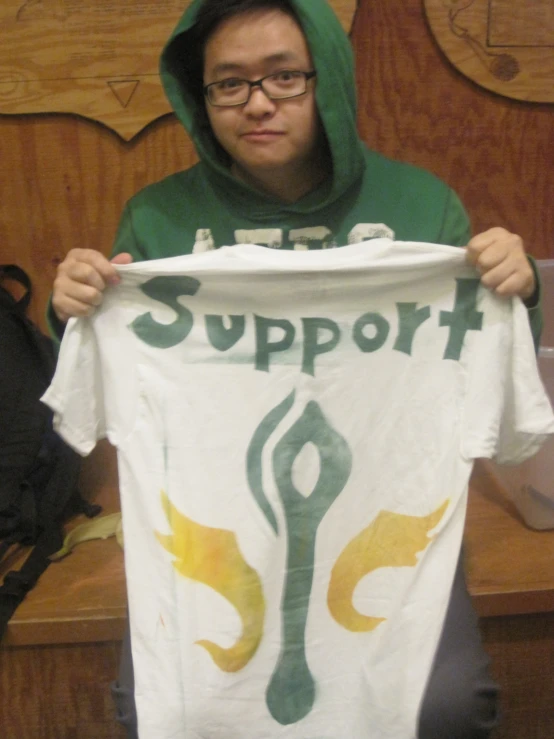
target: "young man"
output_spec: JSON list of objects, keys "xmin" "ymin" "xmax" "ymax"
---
[{"xmin": 50, "ymin": 1, "xmax": 541, "ymax": 736}]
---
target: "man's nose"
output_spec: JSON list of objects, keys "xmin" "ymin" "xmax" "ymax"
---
[{"xmin": 243, "ymin": 86, "xmax": 276, "ymax": 116}]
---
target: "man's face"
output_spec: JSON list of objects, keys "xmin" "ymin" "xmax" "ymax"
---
[{"xmin": 203, "ymin": 9, "xmax": 322, "ymax": 184}]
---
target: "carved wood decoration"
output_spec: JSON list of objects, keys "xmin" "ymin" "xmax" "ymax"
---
[
  {"xmin": 0, "ymin": 0, "xmax": 358, "ymax": 140},
  {"xmin": 424, "ymin": 0, "xmax": 554, "ymax": 103}
]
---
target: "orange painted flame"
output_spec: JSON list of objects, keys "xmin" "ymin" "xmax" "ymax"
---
[
  {"xmin": 155, "ymin": 491, "xmax": 265, "ymax": 672},
  {"xmin": 328, "ymin": 500, "xmax": 449, "ymax": 632}
]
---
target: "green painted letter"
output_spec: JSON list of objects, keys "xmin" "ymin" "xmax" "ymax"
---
[
  {"xmin": 440, "ymin": 279, "xmax": 483, "ymax": 360},
  {"xmin": 394, "ymin": 303, "xmax": 431, "ymax": 355},
  {"xmin": 301, "ymin": 318, "xmax": 341, "ymax": 376},
  {"xmin": 205, "ymin": 315, "xmax": 246, "ymax": 351},
  {"xmin": 130, "ymin": 276, "xmax": 200, "ymax": 349},
  {"xmin": 353, "ymin": 312, "xmax": 390, "ymax": 353},
  {"xmin": 255, "ymin": 315, "xmax": 295, "ymax": 372}
]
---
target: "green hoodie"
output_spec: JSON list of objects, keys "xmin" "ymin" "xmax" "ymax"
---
[
  {"xmin": 49, "ymin": 0, "xmax": 541, "ymax": 343},
  {"xmin": 113, "ymin": 0, "xmax": 471, "ymax": 258}
]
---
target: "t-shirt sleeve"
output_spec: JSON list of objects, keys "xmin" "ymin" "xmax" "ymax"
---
[
  {"xmin": 462, "ymin": 297, "xmax": 554, "ymax": 464},
  {"xmin": 41, "ymin": 317, "xmax": 107, "ymax": 456}
]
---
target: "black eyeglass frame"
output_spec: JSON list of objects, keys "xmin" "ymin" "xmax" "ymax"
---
[{"xmin": 203, "ymin": 70, "xmax": 317, "ymax": 107}]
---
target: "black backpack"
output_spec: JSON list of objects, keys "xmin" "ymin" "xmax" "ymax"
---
[{"xmin": 0, "ymin": 265, "xmax": 100, "ymax": 638}]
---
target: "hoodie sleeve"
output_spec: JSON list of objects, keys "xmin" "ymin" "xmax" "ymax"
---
[
  {"xmin": 438, "ymin": 188, "xmax": 471, "ymax": 247},
  {"xmin": 109, "ymin": 203, "xmax": 144, "ymax": 261},
  {"xmin": 522, "ymin": 256, "xmax": 543, "ymax": 352},
  {"xmin": 46, "ymin": 296, "xmax": 69, "ymax": 345}
]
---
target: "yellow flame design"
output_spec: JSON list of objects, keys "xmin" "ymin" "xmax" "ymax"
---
[
  {"xmin": 155, "ymin": 491, "xmax": 265, "ymax": 672},
  {"xmin": 328, "ymin": 500, "xmax": 449, "ymax": 632}
]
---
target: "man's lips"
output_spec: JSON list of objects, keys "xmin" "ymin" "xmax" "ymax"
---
[{"xmin": 241, "ymin": 130, "xmax": 285, "ymax": 141}]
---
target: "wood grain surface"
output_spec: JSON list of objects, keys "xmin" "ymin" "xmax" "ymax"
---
[
  {"xmin": 0, "ymin": 0, "xmax": 357, "ymax": 139},
  {"xmin": 0, "ymin": 641, "xmax": 125, "ymax": 739},
  {"xmin": 483, "ymin": 613, "xmax": 554, "ymax": 739},
  {"xmin": 465, "ymin": 462, "xmax": 554, "ymax": 618},
  {"xmin": 0, "ymin": 0, "xmax": 185, "ymax": 140},
  {"xmin": 352, "ymin": 0, "xmax": 554, "ymax": 258},
  {"xmin": 0, "ymin": 113, "xmax": 198, "ymax": 328},
  {"xmin": 424, "ymin": 0, "xmax": 554, "ymax": 103}
]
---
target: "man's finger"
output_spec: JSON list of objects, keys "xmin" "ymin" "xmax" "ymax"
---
[
  {"xmin": 63, "ymin": 280, "xmax": 105, "ymax": 307},
  {"xmin": 111, "ymin": 252, "xmax": 133, "ymax": 266},
  {"xmin": 493, "ymin": 272, "xmax": 531, "ymax": 298},
  {"xmin": 479, "ymin": 261, "xmax": 515, "ymax": 290},
  {"xmin": 467, "ymin": 243, "xmax": 509, "ymax": 273},
  {"xmin": 52, "ymin": 294, "xmax": 99, "ymax": 323},
  {"xmin": 467, "ymin": 227, "xmax": 507, "ymax": 253},
  {"xmin": 65, "ymin": 248, "xmax": 119, "ymax": 285}
]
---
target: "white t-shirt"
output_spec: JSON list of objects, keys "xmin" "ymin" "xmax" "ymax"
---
[{"xmin": 43, "ymin": 240, "xmax": 554, "ymax": 739}]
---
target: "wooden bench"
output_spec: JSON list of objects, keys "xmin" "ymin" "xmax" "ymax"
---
[{"xmin": 1, "ymin": 445, "xmax": 554, "ymax": 738}]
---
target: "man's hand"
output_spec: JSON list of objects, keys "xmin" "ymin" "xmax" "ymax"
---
[
  {"xmin": 52, "ymin": 248, "xmax": 133, "ymax": 323},
  {"xmin": 466, "ymin": 228, "xmax": 535, "ymax": 301}
]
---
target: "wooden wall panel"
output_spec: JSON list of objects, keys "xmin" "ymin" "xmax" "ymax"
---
[
  {"xmin": 0, "ymin": 114, "xmax": 197, "ymax": 330},
  {"xmin": 0, "ymin": 0, "xmax": 552, "ymax": 331},
  {"xmin": 352, "ymin": 0, "xmax": 554, "ymax": 257}
]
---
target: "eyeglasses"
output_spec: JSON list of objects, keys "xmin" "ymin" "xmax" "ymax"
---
[{"xmin": 204, "ymin": 70, "xmax": 317, "ymax": 107}]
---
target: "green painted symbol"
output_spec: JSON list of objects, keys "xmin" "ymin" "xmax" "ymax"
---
[
  {"xmin": 248, "ymin": 395, "xmax": 352, "ymax": 725},
  {"xmin": 246, "ymin": 392, "xmax": 295, "ymax": 535}
]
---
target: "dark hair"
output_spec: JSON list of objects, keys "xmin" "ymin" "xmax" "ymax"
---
[
  {"xmin": 167, "ymin": 0, "xmax": 300, "ymax": 108},
  {"xmin": 193, "ymin": 0, "xmax": 297, "ymax": 54}
]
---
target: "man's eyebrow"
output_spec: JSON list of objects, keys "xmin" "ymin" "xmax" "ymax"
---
[{"xmin": 211, "ymin": 52, "xmax": 302, "ymax": 77}]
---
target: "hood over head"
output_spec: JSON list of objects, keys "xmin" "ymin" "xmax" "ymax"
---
[{"xmin": 160, "ymin": 0, "xmax": 366, "ymax": 216}]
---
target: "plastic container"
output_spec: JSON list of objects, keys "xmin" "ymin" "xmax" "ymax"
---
[{"xmin": 487, "ymin": 259, "xmax": 554, "ymax": 529}]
